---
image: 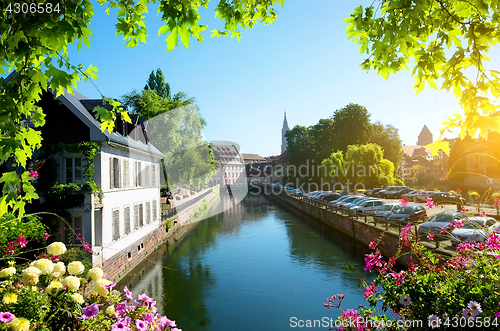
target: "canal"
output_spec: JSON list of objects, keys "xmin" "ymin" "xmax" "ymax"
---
[{"xmin": 118, "ymin": 194, "xmax": 375, "ymax": 330}]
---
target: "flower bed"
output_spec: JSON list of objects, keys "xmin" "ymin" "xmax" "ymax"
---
[{"xmin": 0, "ymin": 242, "xmax": 181, "ymax": 331}]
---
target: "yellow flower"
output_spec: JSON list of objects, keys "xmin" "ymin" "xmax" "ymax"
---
[
  {"xmin": 93, "ymin": 279, "xmax": 112, "ymax": 296},
  {"xmin": 67, "ymin": 261, "xmax": 85, "ymax": 275},
  {"xmin": 62, "ymin": 276, "xmax": 80, "ymax": 292},
  {"xmin": 46, "ymin": 281, "xmax": 64, "ymax": 295},
  {"xmin": 21, "ymin": 267, "xmax": 41, "ymax": 286},
  {"xmin": 32, "ymin": 259, "xmax": 54, "ymax": 275},
  {"xmin": 70, "ymin": 293, "xmax": 84, "ymax": 304},
  {"xmin": 50, "ymin": 272, "xmax": 61, "ymax": 279},
  {"xmin": 87, "ymin": 267, "xmax": 103, "ymax": 282},
  {"xmin": 3, "ymin": 292, "xmax": 17, "ymax": 305},
  {"xmin": 9, "ymin": 317, "xmax": 30, "ymax": 331},
  {"xmin": 0, "ymin": 267, "xmax": 16, "ymax": 278},
  {"xmin": 53, "ymin": 262, "xmax": 66, "ymax": 274},
  {"xmin": 47, "ymin": 242, "xmax": 67, "ymax": 256},
  {"xmin": 105, "ymin": 306, "xmax": 116, "ymax": 317}
]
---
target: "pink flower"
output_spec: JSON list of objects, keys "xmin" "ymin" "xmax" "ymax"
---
[
  {"xmin": 496, "ymin": 312, "xmax": 500, "ymax": 318},
  {"xmin": 456, "ymin": 219, "xmax": 464, "ymax": 228},
  {"xmin": 28, "ymin": 171, "xmax": 38, "ymax": 178},
  {"xmin": 427, "ymin": 234, "xmax": 434, "ymax": 240},
  {"xmin": 425, "ymin": 197, "xmax": 434, "ymax": 209},
  {"xmin": 15, "ymin": 237, "xmax": 28, "ymax": 248},
  {"xmin": 400, "ymin": 196, "xmax": 408, "ymax": 208},
  {"xmin": 43, "ymin": 233, "xmax": 50, "ymax": 240},
  {"xmin": 0, "ymin": 312, "xmax": 14, "ymax": 323},
  {"xmin": 368, "ymin": 241, "xmax": 377, "ymax": 249}
]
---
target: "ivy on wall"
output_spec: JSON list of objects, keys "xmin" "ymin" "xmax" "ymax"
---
[{"xmin": 37, "ymin": 141, "xmax": 102, "ymax": 199}]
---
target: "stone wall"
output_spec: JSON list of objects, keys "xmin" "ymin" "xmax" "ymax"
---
[
  {"xmin": 101, "ymin": 188, "xmax": 220, "ymax": 282},
  {"xmin": 264, "ymin": 190, "xmax": 451, "ymax": 265}
]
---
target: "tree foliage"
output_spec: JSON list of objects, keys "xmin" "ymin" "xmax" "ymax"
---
[
  {"xmin": 144, "ymin": 68, "xmax": 171, "ymax": 100},
  {"xmin": 0, "ymin": 0, "xmax": 284, "ymax": 219},
  {"xmin": 331, "ymin": 103, "xmax": 373, "ymax": 153},
  {"xmin": 371, "ymin": 121, "xmax": 403, "ymax": 169},
  {"xmin": 322, "ymin": 143, "xmax": 400, "ymax": 187},
  {"xmin": 285, "ymin": 125, "xmax": 315, "ymax": 168},
  {"xmin": 345, "ymin": 1, "xmax": 500, "ymax": 153}
]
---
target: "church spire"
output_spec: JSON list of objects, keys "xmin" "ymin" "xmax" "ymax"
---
[{"xmin": 281, "ymin": 111, "xmax": 289, "ymax": 153}]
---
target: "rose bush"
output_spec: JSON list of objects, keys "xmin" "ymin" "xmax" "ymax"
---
[{"xmin": 0, "ymin": 242, "xmax": 181, "ymax": 331}]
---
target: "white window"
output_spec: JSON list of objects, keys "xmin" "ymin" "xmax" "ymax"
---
[
  {"xmin": 65, "ymin": 157, "xmax": 83, "ymax": 184},
  {"xmin": 71, "ymin": 214, "xmax": 83, "ymax": 245},
  {"xmin": 133, "ymin": 161, "xmax": 137, "ymax": 187}
]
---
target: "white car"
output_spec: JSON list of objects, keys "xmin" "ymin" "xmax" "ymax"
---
[
  {"xmin": 450, "ymin": 217, "xmax": 499, "ymax": 245},
  {"xmin": 350, "ymin": 200, "xmax": 385, "ymax": 216}
]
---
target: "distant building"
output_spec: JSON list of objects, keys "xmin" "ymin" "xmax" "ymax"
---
[
  {"xmin": 417, "ymin": 124, "xmax": 433, "ymax": 146},
  {"xmin": 281, "ymin": 111, "xmax": 289, "ymax": 154},
  {"xmin": 211, "ymin": 144, "xmax": 245, "ymax": 186},
  {"xmin": 400, "ymin": 125, "xmax": 456, "ymax": 183},
  {"xmin": 462, "ymin": 132, "xmax": 500, "ymax": 189}
]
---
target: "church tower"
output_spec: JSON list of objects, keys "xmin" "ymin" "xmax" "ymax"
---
[
  {"xmin": 281, "ymin": 111, "xmax": 289, "ymax": 153},
  {"xmin": 417, "ymin": 125, "xmax": 433, "ymax": 146}
]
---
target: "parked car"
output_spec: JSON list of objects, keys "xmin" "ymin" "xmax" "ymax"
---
[
  {"xmin": 429, "ymin": 192, "xmax": 466, "ymax": 205},
  {"xmin": 284, "ymin": 186, "xmax": 295, "ymax": 193},
  {"xmin": 366, "ymin": 188, "xmax": 383, "ymax": 197},
  {"xmin": 310, "ymin": 191, "xmax": 331, "ymax": 200},
  {"xmin": 386, "ymin": 188, "xmax": 413, "ymax": 199},
  {"xmin": 417, "ymin": 212, "xmax": 467, "ymax": 240},
  {"xmin": 401, "ymin": 190, "xmax": 419, "ymax": 201},
  {"xmin": 416, "ymin": 191, "xmax": 436, "ymax": 202},
  {"xmin": 387, "ymin": 205, "xmax": 426, "ymax": 225},
  {"xmin": 319, "ymin": 193, "xmax": 341, "ymax": 202},
  {"xmin": 376, "ymin": 186, "xmax": 410, "ymax": 198},
  {"xmin": 340, "ymin": 197, "xmax": 371, "ymax": 212},
  {"xmin": 334, "ymin": 196, "xmax": 361, "ymax": 209},
  {"xmin": 330, "ymin": 195, "xmax": 352, "ymax": 207},
  {"xmin": 450, "ymin": 216, "xmax": 499, "ymax": 246},
  {"xmin": 351, "ymin": 200, "xmax": 385, "ymax": 216},
  {"xmin": 293, "ymin": 189, "xmax": 303, "ymax": 195},
  {"xmin": 304, "ymin": 191, "xmax": 321, "ymax": 198},
  {"xmin": 373, "ymin": 204, "xmax": 400, "ymax": 223}
]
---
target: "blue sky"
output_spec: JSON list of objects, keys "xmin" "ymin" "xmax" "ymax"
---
[{"xmin": 66, "ymin": 0, "xmax": 499, "ymax": 157}]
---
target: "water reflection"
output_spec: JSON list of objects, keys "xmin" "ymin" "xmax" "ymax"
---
[{"xmin": 119, "ymin": 194, "xmax": 373, "ymax": 331}]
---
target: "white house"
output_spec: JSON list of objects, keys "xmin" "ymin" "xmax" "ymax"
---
[{"xmin": 38, "ymin": 88, "xmax": 165, "ymax": 265}]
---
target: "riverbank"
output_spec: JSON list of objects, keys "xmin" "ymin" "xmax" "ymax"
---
[{"xmin": 261, "ymin": 187, "xmax": 455, "ymax": 265}]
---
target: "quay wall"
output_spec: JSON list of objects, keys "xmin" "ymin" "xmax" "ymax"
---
[{"xmin": 263, "ymin": 189, "xmax": 452, "ymax": 265}]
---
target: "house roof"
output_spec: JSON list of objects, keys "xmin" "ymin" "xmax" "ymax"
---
[
  {"xmin": 241, "ymin": 153, "xmax": 266, "ymax": 163},
  {"xmin": 56, "ymin": 89, "xmax": 165, "ymax": 158}
]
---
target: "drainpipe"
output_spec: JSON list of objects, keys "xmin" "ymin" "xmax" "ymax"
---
[{"xmin": 106, "ymin": 137, "xmax": 115, "ymax": 148}]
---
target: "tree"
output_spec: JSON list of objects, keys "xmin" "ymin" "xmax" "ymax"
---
[
  {"xmin": 321, "ymin": 143, "xmax": 399, "ymax": 187},
  {"xmin": 345, "ymin": 1, "xmax": 500, "ymax": 154},
  {"xmin": 285, "ymin": 125, "xmax": 315, "ymax": 169},
  {"xmin": 310, "ymin": 118, "xmax": 335, "ymax": 165},
  {"xmin": 370, "ymin": 121, "xmax": 403, "ymax": 170},
  {"xmin": 331, "ymin": 103, "xmax": 373, "ymax": 153},
  {"xmin": 144, "ymin": 68, "xmax": 171, "ymax": 101},
  {"xmin": 0, "ymin": 0, "xmax": 284, "ymax": 218}
]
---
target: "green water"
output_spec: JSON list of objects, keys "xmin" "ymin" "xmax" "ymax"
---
[{"xmin": 119, "ymin": 194, "xmax": 374, "ymax": 330}]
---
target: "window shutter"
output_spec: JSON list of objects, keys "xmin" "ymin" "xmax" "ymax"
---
[
  {"xmin": 133, "ymin": 161, "xmax": 137, "ymax": 187},
  {"xmin": 145, "ymin": 165, "xmax": 149, "ymax": 186},
  {"xmin": 112, "ymin": 209, "xmax": 120, "ymax": 240},
  {"xmin": 124, "ymin": 207, "xmax": 131, "ymax": 234},
  {"xmin": 146, "ymin": 201, "xmax": 151, "ymax": 224},
  {"xmin": 139, "ymin": 203, "xmax": 143, "ymax": 227},
  {"xmin": 134, "ymin": 204, "xmax": 139, "ymax": 229},
  {"xmin": 109, "ymin": 158, "xmax": 114, "ymax": 189},
  {"xmin": 123, "ymin": 160, "xmax": 129, "ymax": 188},
  {"xmin": 152, "ymin": 200, "xmax": 157, "ymax": 221},
  {"xmin": 152, "ymin": 165, "xmax": 156, "ymax": 186},
  {"xmin": 113, "ymin": 158, "xmax": 120, "ymax": 188}
]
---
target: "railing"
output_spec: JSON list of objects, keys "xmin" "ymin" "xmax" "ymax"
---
[{"xmin": 161, "ymin": 189, "xmax": 214, "ymax": 222}]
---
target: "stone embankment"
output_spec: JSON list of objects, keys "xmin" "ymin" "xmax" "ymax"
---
[{"xmin": 263, "ymin": 187, "xmax": 454, "ymax": 265}]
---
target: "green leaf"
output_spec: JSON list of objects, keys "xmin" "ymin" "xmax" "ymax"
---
[{"xmin": 166, "ymin": 27, "xmax": 179, "ymax": 52}]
